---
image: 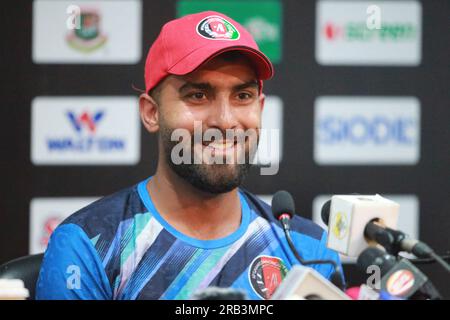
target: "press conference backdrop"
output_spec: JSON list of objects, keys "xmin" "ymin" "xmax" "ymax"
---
[{"xmin": 1, "ymin": 0, "xmax": 449, "ymax": 297}]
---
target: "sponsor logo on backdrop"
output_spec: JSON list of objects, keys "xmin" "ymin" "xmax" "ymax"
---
[
  {"xmin": 45, "ymin": 109, "xmax": 126, "ymax": 152},
  {"xmin": 29, "ymin": 198, "xmax": 98, "ymax": 254},
  {"xmin": 312, "ymin": 195, "xmax": 420, "ymax": 263},
  {"xmin": 177, "ymin": 0, "xmax": 282, "ymax": 63},
  {"xmin": 314, "ymin": 97, "xmax": 420, "ymax": 165},
  {"xmin": 66, "ymin": 8, "xmax": 107, "ymax": 53},
  {"xmin": 316, "ymin": 1, "xmax": 422, "ymax": 65},
  {"xmin": 31, "ymin": 97, "xmax": 140, "ymax": 165},
  {"xmin": 245, "ymin": 17, "xmax": 278, "ymax": 43},
  {"xmin": 33, "ymin": 0, "xmax": 141, "ymax": 63},
  {"xmin": 67, "ymin": 110, "xmax": 104, "ymax": 133},
  {"xmin": 40, "ymin": 217, "xmax": 61, "ymax": 248}
]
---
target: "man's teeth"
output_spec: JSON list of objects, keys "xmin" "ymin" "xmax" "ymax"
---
[{"xmin": 205, "ymin": 140, "xmax": 235, "ymax": 149}]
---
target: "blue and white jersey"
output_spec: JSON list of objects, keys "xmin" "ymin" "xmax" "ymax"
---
[{"xmin": 36, "ymin": 177, "xmax": 342, "ymax": 300}]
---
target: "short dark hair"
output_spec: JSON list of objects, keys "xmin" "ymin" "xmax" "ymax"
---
[{"xmin": 148, "ymin": 82, "xmax": 163, "ymax": 104}]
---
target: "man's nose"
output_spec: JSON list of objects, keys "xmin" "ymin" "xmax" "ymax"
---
[{"xmin": 206, "ymin": 97, "xmax": 238, "ymax": 131}]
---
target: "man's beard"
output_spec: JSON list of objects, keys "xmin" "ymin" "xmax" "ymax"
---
[{"xmin": 160, "ymin": 125, "xmax": 257, "ymax": 194}]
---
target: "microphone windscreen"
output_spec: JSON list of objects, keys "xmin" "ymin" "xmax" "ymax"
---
[
  {"xmin": 322, "ymin": 193, "xmax": 362, "ymax": 225},
  {"xmin": 356, "ymin": 247, "xmax": 396, "ymax": 275},
  {"xmin": 271, "ymin": 190, "xmax": 295, "ymax": 219},
  {"xmin": 191, "ymin": 287, "xmax": 247, "ymax": 300},
  {"xmin": 321, "ymin": 200, "xmax": 331, "ymax": 225}
]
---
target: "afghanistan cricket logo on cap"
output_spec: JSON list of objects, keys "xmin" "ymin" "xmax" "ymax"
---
[
  {"xmin": 196, "ymin": 15, "xmax": 240, "ymax": 40},
  {"xmin": 248, "ymin": 255, "xmax": 288, "ymax": 299},
  {"xmin": 66, "ymin": 9, "xmax": 107, "ymax": 53}
]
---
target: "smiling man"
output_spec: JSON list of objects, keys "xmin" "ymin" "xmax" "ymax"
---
[{"xmin": 36, "ymin": 11, "xmax": 342, "ymax": 300}]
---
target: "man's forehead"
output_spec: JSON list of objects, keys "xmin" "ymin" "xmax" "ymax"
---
[
  {"xmin": 177, "ymin": 65, "xmax": 257, "ymax": 88},
  {"xmin": 180, "ymin": 54, "xmax": 258, "ymax": 80}
]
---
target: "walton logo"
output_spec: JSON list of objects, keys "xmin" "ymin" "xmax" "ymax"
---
[
  {"xmin": 46, "ymin": 109, "xmax": 125, "ymax": 152},
  {"xmin": 67, "ymin": 111, "xmax": 104, "ymax": 133}
]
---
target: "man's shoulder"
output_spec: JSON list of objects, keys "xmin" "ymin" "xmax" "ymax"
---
[
  {"xmin": 241, "ymin": 189, "xmax": 325, "ymax": 242},
  {"xmin": 61, "ymin": 182, "xmax": 147, "ymax": 239},
  {"xmin": 289, "ymin": 214, "xmax": 325, "ymax": 242}
]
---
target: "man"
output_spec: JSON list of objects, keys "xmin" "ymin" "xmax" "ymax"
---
[{"xmin": 36, "ymin": 11, "xmax": 341, "ymax": 300}]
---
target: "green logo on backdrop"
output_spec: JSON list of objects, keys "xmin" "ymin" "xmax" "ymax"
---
[
  {"xmin": 324, "ymin": 22, "xmax": 418, "ymax": 42},
  {"xmin": 177, "ymin": 0, "xmax": 282, "ymax": 63}
]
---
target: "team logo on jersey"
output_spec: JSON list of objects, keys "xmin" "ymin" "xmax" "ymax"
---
[
  {"xmin": 66, "ymin": 9, "xmax": 107, "ymax": 52},
  {"xmin": 196, "ymin": 16, "xmax": 240, "ymax": 40},
  {"xmin": 249, "ymin": 255, "xmax": 288, "ymax": 299}
]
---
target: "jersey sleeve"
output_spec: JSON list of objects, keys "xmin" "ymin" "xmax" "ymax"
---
[{"xmin": 36, "ymin": 223, "xmax": 113, "ymax": 300}]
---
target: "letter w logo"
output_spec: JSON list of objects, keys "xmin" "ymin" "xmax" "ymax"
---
[{"xmin": 67, "ymin": 110, "xmax": 104, "ymax": 133}]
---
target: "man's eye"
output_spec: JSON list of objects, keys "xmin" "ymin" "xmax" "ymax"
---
[
  {"xmin": 189, "ymin": 92, "xmax": 206, "ymax": 100},
  {"xmin": 237, "ymin": 92, "xmax": 252, "ymax": 100}
]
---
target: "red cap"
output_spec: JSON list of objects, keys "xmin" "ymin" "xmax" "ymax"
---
[{"xmin": 144, "ymin": 11, "xmax": 274, "ymax": 93}]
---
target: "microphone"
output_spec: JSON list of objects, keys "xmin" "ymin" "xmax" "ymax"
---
[
  {"xmin": 345, "ymin": 285, "xmax": 380, "ymax": 300},
  {"xmin": 191, "ymin": 287, "xmax": 247, "ymax": 300},
  {"xmin": 321, "ymin": 195, "xmax": 400, "ymax": 257},
  {"xmin": 322, "ymin": 196, "xmax": 450, "ymax": 273},
  {"xmin": 272, "ymin": 190, "xmax": 295, "ymax": 232},
  {"xmin": 357, "ymin": 247, "xmax": 442, "ymax": 300},
  {"xmin": 345, "ymin": 285, "xmax": 404, "ymax": 300},
  {"xmin": 364, "ymin": 220, "xmax": 434, "ymax": 258},
  {"xmin": 271, "ymin": 190, "xmax": 345, "ymax": 290},
  {"xmin": 270, "ymin": 265, "xmax": 349, "ymax": 300},
  {"xmin": 363, "ymin": 223, "xmax": 450, "ymax": 273}
]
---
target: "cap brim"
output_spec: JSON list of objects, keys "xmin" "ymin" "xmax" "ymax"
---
[{"xmin": 168, "ymin": 43, "xmax": 274, "ymax": 80}]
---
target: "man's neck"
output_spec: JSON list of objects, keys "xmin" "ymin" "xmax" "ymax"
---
[{"xmin": 147, "ymin": 163, "xmax": 242, "ymax": 241}]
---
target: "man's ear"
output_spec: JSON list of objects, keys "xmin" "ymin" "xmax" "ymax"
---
[
  {"xmin": 259, "ymin": 93, "xmax": 266, "ymax": 113},
  {"xmin": 139, "ymin": 93, "xmax": 159, "ymax": 133}
]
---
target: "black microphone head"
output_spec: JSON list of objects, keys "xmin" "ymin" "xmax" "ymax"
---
[
  {"xmin": 321, "ymin": 200, "xmax": 332, "ymax": 225},
  {"xmin": 191, "ymin": 287, "xmax": 247, "ymax": 300},
  {"xmin": 271, "ymin": 190, "xmax": 295, "ymax": 220},
  {"xmin": 322, "ymin": 194, "xmax": 361, "ymax": 225},
  {"xmin": 357, "ymin": 247, "xmax": 397, "ymax": 276}
]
